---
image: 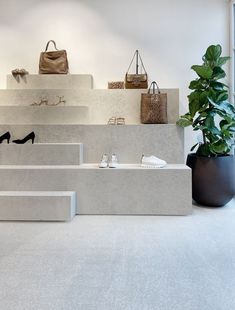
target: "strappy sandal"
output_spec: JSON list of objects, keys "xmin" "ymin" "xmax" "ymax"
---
[
  {"xmin": 116, "ymin": 117, "xmax": 125, "ymax": 125},
  {"xmin": 11, "ymin": 69, "xmax": 20, "ymax": 76},
  {"xmin": 108, "ymin": 117, "xmax": 116, "ymax": 125},
  {"xmin": 19, "ymin": 69, "xmax": 29, "ymax": 76}
]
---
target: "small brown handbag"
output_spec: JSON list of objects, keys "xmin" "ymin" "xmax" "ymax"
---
[
  {"xmin": 108, "ymin": 81, "xmax": 124, "ymax": 89},
  {"xmin": 125, "ymin": 50, "xmax": 148, "ymax": 89},
  {"xmin": 141, "ymin": 81, "xmax": 168, "ymax": 124},
  {"xmin": 39, "ymin": 40, "xmax": 69, "ymax": 74}
]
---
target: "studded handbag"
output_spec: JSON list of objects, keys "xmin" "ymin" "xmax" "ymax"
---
[
  {"xmin": 141, "ymin": 81, "xmax": 168, "ymax": 124},
  {"xmin": 39, "ymin": 40, "xmax": 69, "ymax": 74},
  {"xmin": 125, "ymin": 50, "xmax": 148, "ymax": 89}
]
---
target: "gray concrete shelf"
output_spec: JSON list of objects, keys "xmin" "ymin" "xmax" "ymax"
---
[{"xmin": 0, "ymin": 164, "xmax": 192, "ymax": 215}]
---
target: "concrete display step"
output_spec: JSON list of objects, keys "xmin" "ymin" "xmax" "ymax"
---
[
  {"xmin": 0, "ymin": 143, "xmax": 83, "ymax": 165},
  {"xmin": 0, "ymin": 124, "xmax": 184, "ymax": 164},
  {"xmin": 0, "ymin": 88, "xmax": 179, "ymax": 124},
  {"xmin": 0, "ymin": 164, "xmax": 192, "ymax": 215},
  {"xmin": 0, "ymin": 191, "xmax": 76, "ymax": 221},
  {"xmin": 7, "ymin": 74, "xmax": 93, "ymax": 89},
  {"xmin": 0, "ymin": 106, "xmax": 89, "ymax": 124}
]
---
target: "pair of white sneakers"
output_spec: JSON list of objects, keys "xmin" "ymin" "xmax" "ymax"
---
[
  {"xmin": 99, "ymin": 154, "xmax": 167, "ymax": 168},
  {"xmin": 99, "ymin": 154, "xmax": 118, "ymax": 168}
]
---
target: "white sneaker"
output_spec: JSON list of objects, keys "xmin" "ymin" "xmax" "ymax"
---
[
  {"xmin": 109, "ymin": 154, "xmax": 119, "ymax": 168},
  {"xmin": 141, "ymin": 155, "xmax": 167, "ymax": 168},
  {"xmin": 99, "ymin": 154, "xmax": 109, "ymax": 168}
]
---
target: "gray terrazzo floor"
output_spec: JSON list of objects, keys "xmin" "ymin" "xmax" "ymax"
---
[{"xmin": 0, "ymin": 200, "xmax": 235, "ymax": 310}]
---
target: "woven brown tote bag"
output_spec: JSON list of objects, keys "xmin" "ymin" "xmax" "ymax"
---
[{"xmin": 141, "ymin": 81, "xmax": 168, "ymax": 124}]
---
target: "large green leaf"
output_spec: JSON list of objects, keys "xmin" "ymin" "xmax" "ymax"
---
[
  {"xmin": 188, "ymin": 91, "xmax": 200, "ymax": 103},
  {"xmin": 176, "ymin": 118, "xmax": 193, "ymax": 127},
  {"xmin": 189, "ymin": 100, "xmax": 201, "ymax": 117},
  {"xmin": 209, "ymin": 140, "xmax": 228, "ymax": 154},
  {"xmin": 204, "ymin": 45, "xmax": 222, "ymax": 61},
  {"xmin": 210, "ymin": 81, "xmax": 228, "ymax": 91},
  {"xmin": 217, "ymin": 56, "xmax": 230, "ymax": 66},
  {"xmin": 191, "ymin": 65, "xmax": 213, "ymax": 79},
  {"xmin": 205, "ymin": 115, "xmax": 215, "ymax": 128},
  {"xmin": 189, "ymin": 80, "xmax": 202, "ymax": 90},
  {"xmin": 217, "ymin": 101, "xmax": 235, "ymax": 114},
  {"xmin": 212, "ymin": 66, "xmax": 226, "ymax": 80},
  {"xmin": 214, "ymin": 91, "xmax": 229, "ymax": 103},
  {"xmin": 190, "ymin": 143, "xmax": 199, "ymax": 152}
]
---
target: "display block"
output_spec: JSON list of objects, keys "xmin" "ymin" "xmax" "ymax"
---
[
  {"xmin": 0, "ymin": 106, "xmax": 89, "ymax": 124},
  {"xmin": 0, "ymin": 191, "xmax": 76, "ymax": 221},
  {"xmin": 7, "ymin": 74, "xmax": 93, "ymax": 89},
  {"xmin": 0, "ymin": 165, "xmax": 192, "ymax": 215},
  {"xmin": 0, "ymin": 88, "xmax": 179, "ymax": 124},
  {"xmin": 0, "ymin": 124, "xmax": 184, "ymax": 164},
  {"xmin": 0, "ymin": 143, "xmax": 83, "ymax": 165}
]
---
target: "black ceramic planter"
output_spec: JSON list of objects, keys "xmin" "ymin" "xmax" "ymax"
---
[{"xmin": 187, "ymin": 153, "xmax": 235, "ymax": 207}]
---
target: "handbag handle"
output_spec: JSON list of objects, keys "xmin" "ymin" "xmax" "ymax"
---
[
  {"xmin": 148, "ymin": 81, "xmax": 161, "ymax": 94},
  {"xmin": 45, "ymin": 40, "xmax": 59, "ymax": 52},
  {"xmin": 126, "ymin": 50, "xmax": 147, "ymax": 74}
]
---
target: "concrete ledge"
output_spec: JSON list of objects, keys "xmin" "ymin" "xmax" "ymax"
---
[
  {"xmin": 0, "ymin": 191, "xmax": 76, "ymax": 221},
  {"xmin": 0, "ymin": 165, "xmax": 192, "ymax": 215},
  {"xmin": 0, "ymin": 106, "xmax": 89, "ymax": 124},
  {"xmin": 0, "ymin": 124, "xmax": 184, "ymax": 164},
  {"xmin": 7, "ymin": 74, "xmax": 93, "ymax": 89},
  {"xmin": 0, "ymin": 143, "xmax": 83, "ymax": 165},
  {"xmin": 0, "ymin": 88, "xmax": 179, "ymax": 124}
]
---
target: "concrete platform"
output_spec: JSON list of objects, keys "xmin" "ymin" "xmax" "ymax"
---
[
  {"xmin": 0, "ymin": 143, "xmax": 83, "ymax": 165},
  {"xmin": 0, "ymin": 164, "xmax": 192, "ymax": 215},
  {"xmin": 0, "ymin": 88, "xmax": 179, "ymax": 124},
  {"xmin": 0, "ymin": 191, "xmax": 76, "ymax": 221},
  {"xmin": 7, "ymin": 74, "xmax": 93, "ymax": 89},
  {"xmin": 0, "ymin": 106, "xmax": 89, "ymax": 124},
  {"xmin": 0, "ymin": 124, "xmax": 184, "ymax": 164}
]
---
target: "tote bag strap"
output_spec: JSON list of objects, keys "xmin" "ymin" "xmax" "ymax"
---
[
  {"xmin": 126, "ymin": 50, "xmax": 147, "ymax": 74},
  {"xmin": 148, "ymin": 81, "xmax": 161, "ymax": 94},
  {"xmin": 45, "ymin": 40, "xmax": 59, "ymax": 52}
]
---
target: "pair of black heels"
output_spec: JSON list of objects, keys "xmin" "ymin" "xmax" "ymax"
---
[{"xmin": 0, "ymin": 131, "xmax": 35, "ymax": 144}]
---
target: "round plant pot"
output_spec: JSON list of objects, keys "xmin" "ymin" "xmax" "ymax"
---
[{"xmin": 187, "ymin": 153, "xmax": 235, "ymax": 207}]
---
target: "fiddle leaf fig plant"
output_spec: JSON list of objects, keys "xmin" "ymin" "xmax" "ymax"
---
[{"xmin": 177, "ymin": 44, "xmax": 235, "ymax": 156}]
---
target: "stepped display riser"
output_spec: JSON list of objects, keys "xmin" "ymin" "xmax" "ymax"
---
[
  {"xmin": 7, "ymin": 74, "xmax": 93, "ymax": 89},
  {"xmin": 0, "ymin": 143, "xmax": 83, "ymax": 165},
  {"xmin": 0, "ymin": 125, "xmax": 184, "ymax": 164},
  {"xmin": 0, "ymin": 74, "xmax": 190, "ymax": 217},
  {"xmin": 0, "ymin": 191, "xmax": 76, "ymax": 221},
  {"xmin": 0, "ymin": 166, "xmax": 192, "ymax": 215},
  {"xmin": 0, "ymin": 88, "xmax": 179, "ymax": 124}
]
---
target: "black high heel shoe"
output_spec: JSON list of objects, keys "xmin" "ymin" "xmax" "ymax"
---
[
  {"xmin": 12, "ymin": 132, "xmax": 35, "ymax": 144},
  {"xmin": 0, "ymin": 132, "xmax": 11, "ymax": 143}
]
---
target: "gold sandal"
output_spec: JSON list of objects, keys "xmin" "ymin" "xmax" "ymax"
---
[
  {"xmin": 108, "ymin": 117, "xmax": 116, "ymax": 125},
  {"xmin": 116, "ymin": 117, "xmax": 125, "ymax": 125}
]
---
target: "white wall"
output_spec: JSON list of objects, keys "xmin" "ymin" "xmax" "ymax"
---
[{"xmin": 0, "ymin": 0, "xmax": 230, "ymax": 154}]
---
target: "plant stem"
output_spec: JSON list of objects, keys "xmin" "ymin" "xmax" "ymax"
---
[{"xmin": 202, "ymin": 130, "xmax": 207, "ymax": 145}]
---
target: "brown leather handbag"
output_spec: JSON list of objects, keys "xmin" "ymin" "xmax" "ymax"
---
[
  {"xmin": 141, "ymin": 81, "xmax": 168, "ymax": 124},
  {"xmin": 39, "ymin": 40, "xmax": 69, "ymax": 74},
  {"xmin": 125, "ymin": 50, "xmax": 148, "ymax": 89}
]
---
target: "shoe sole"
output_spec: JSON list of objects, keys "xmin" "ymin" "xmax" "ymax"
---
[{"xmin": 141, "ymin": 164, "xmax": 166, "ymax": 168}]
